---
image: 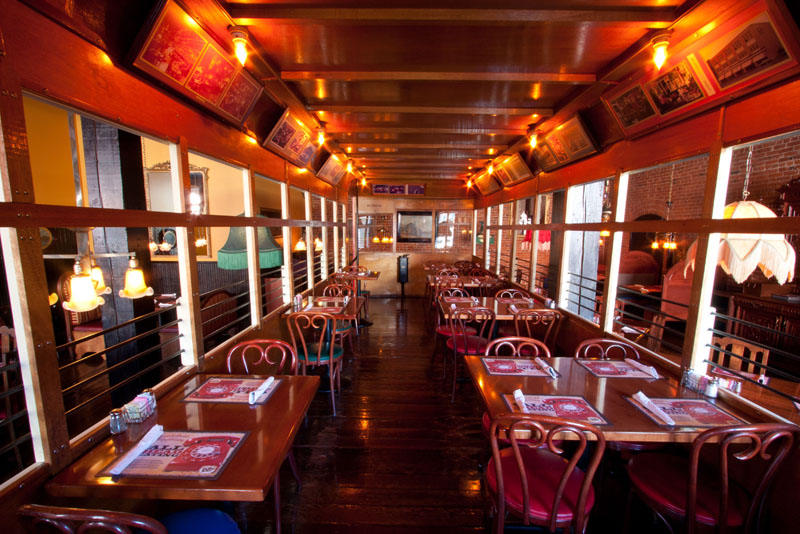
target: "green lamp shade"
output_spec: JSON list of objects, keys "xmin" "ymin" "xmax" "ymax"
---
[{"xmin": 217, "ymin": 215, "xmax": 283, "ymax": 270}]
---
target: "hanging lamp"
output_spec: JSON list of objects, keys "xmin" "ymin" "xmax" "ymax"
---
[
  {"xmin": 63, "ymin": 260, "xmax": 104, "ymax": 312},
  {"xmin": 685, "ymin": 146, "xmax": 796, "ymax": 284},
  {"xmin": 90, "ymin": 258, "xmax": 111, "ymax": 295},
  {"xmin": 119, "ymin": 255, "xmax": 154, "ymax": 299}
]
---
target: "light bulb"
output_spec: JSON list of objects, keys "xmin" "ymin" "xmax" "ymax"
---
[
  {"xmin": 651, "ymin": 241, "xmax": 660, "ymax": 250},
  {"xmin": 488, "ymin": 164, "xmax": 494, "ymax": 174},
  {"xmin": 651, "ymin": 31, "xmax": 671, "ymax": 70},
  {"xmin": 317, "ymin": 131, "xmax": 325, "ymax": 145},
  {"xmin": 230, "ymin": 26, "xmax": 249, "ymax": 66},
  {"xmin": 529, "ymin": 134, "xmax": 537, "ymax": 149},
  {"xmin": 346, "ymin": 162, "xmax": 353, "ymax": 173}
]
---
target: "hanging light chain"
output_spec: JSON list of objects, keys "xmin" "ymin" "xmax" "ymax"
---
[{"xmin": 742, "ymin": 145, "xmax": 753, "ymax": 200}]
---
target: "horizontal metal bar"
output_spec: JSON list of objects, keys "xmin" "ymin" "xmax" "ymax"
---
[
  {"xmin": 65, "ymin": 353, "xmax": 184, "ymax": 417},
  {"xmin": 0, "ymin": 409, "xmax": 30, "ymax": 430},
  {"xmin": 202, "ymin": 313, "xmax": 251, "ymax": 342},
  {"xmin": 612, "ymin": 320, "xmax": 684, "ymax": 353},
  {"xmin": 0, "ymin": 360, "xmax": 20, "ymax": 374},
  {"xmin": 0, "ymin": 383, "xmax": 25, "ymax": 402},
  {"xmin": 707, "ymin": 328, "xmax": 800, "ymax": 363},
  {"xmin": 0, "ymin": 433, "xmax": 32, "ymax": 457},
  {"xmin": 567, "ymin": 272, "xmax": 599, "ymax": 283},
  {"xmin": 704, "ymin": 360, "xmax": 799, "ymax": 403},
  {"xmin": 59, "ymin": 319, "xmax": 180, "ymax": 371},
  {"xmin": 199, "ymin": 279, "xmax": 248, "ymax": 298},
  {"xmin": 200, "ymin": 301, "xmax": 250, "ymax": 328},
  {"xmin": 56, "ymin": 306, "xmax": 180, "ymax": 351},
  {"xmin": 711, "ymin": 311, "xmax": 800, "ymax": 345}
]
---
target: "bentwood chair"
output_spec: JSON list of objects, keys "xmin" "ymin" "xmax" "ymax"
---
[
  {"xmin": 495, "ymin": 287, "xmax": 531, "ymax": 300},
  {"xmin": 513, "ymin": 308, "xmax": 563, "ymax": 352},
  {"xmin": 574, "ymin": 338, "xmax": 640, "ymax": 360},
  {"xmin": 709, "ymin": 336, "xmax": 770, "ymax": 378},
  {"xmin": 322, "ymin": 283, "xmax": 357, "ymax": 349},
  {"xmin": 427, "ymin": 275, "xmax": 463, "ymax": 321},
  {"xmin": 486, "ymin": 414, "xmax": 606, "ymax": 534},
  {"xmin": 625, "ymin": 423, "xmax": 800, "ymax": 534},
  {"xmin": 480, "ymin": 337, "xmax": 551, "ymax": 442},
  {"xmin": 287, "ymin": 311, "xmax": 344, "ymax": 416},
  {"xmin": 343, "ymin": 265, "xmax": 371, "ymax": 315},
  {"xmin": 431, "ymin": 287, "xmax": 475, "ymax": 367},
  {"xmin": 447, "ymin": 305, "xmax": 495, "ymax": 401},
  {"xmin": 17, "ymin": 504, "xmax": 240, "ymax": 534},
  {"xmin": 226, "ymin": 339, "xmax": 301, "ymax": 525}
]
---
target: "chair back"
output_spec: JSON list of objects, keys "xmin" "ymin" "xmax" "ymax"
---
[
  {"xmin": 488, "ymin": 414, "xmax": 605, "ymax": 533},
  {"xmin": 485, "ymin": 336, "xmax": 550, "ymax": 358},
  {"xmin": 685, "ymin": 423, "xmax": 799, "ymax": 534},
  {"xmin": 328, "ymin": 272, "xmax": 349, "ymax": 284},
  {"xmin": 286, "ymin": 311, "xmax": 340, "ymax": 366},
  {"xmin": 447, "ymin": 306, "xmax": 496, "ymax": 352},
  {"xmin": 437, "ymin": 269, "xmax": 460, "ymax": 277},
  {"xmin": 513, "ymin": 309, "xmax": 562, "ymax": 350},
  {"xmin": 574, "ymin": 338, "xmax": 639, "ymax": 360},
  {"xmin": 343, "ymin": 265, "xmax": 368, "ymax": 273},
  {"xmin": 709, "ymin": 336, "xmax": 769, "ymax": 377},
  {"xmin": 495, "ymin": 288, "xmax": 530, "ymax": 299},
  {"xmin": 322, "ymin": 283, "xmax": 355, "ymax": 298},
  {"xmin": 226, "ymin": 339, "xmax": 297, "ymax": 375},
  {"xmin": 18, "ymin": 504, "xmax": 168, "ymax": 534}
]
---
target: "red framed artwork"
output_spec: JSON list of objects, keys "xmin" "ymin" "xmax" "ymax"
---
[
  {"xmin": 132, "ymin": 0, "xmax": 261, "ymax": 125},
  {"xmin": 263, "ymin": 109, "xmax": 317, "ymax": 168}
]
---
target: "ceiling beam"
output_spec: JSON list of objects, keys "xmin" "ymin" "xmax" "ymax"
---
[
  {"xmin": 357, "ymin": 162, "xmax": 472, "ymax": 168},
  {"xmin": 350, "ymin": 143, "xmax": 505, "ymax": 150},
  {"xmin": 309, "ymin": 105, "xmax": 552, "ymax": 116},
  {"xmin": 229, "ymin": 6, "xmax": 675, "ymax": 26},
  {"xmin": 330, "ymin": 126, "xmax": 523, "ymax": 135},
  {"xmin": 282, "ymin": 70, "xmax": 596, "ymax": 83}
]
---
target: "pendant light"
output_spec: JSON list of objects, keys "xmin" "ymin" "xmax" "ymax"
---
[
  {"xmin": 119, "ymin": 255, "xmax": 154, "ymax": 299},
  {"xmin": 294, "ymin": 236, "xmax": 307, "ymax": 252},
  {"xmin": 90, "ymin": 258, "xmax": 112, "ymax": 295},
  {"xmin": 229, "ymin": 26, "xmax": 249, "ymax": 66},
  {"xmin": 63, "ymin": 260, "xmax": 105, "ymax": 312},
  {"xmin": 685, "ymin": 146, "xmax": 796, "ymax": 284}
]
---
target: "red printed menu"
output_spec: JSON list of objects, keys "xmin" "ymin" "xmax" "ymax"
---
[
  {"xmin": 503, "ymin": 394, "xmax": 608, "ymax": 425},
  {"xmin": 483, "ymin": 358, "xmax": 551, "ymax": 376},
  {"xmin": 183, "ymin": 377, "xmax": 281, "ymax": 404},
  {"xmin": 628, "ymin": 397, "xmax": 744, "ymax": 427}
]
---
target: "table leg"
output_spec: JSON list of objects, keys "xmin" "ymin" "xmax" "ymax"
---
[{"xmin": 272, "ymin": 471, "xmax": 281, "ymax": 534}]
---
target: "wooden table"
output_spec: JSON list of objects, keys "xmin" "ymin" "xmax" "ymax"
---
[
  {"xmin": 47, "ymin": 374, "xmax": 319, "ymax": 501},
  {"xmin": 440, "ymin": 296, "xmax": 548, "ymax": 321},
  {"xmin": 464, "ymin": 356, "xmax": 761, "ymax": 443}
]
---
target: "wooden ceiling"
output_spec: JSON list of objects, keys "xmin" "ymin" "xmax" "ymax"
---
[{"xmin": 216, "ymin": 0, "xmax": 748, "ymax": 186}]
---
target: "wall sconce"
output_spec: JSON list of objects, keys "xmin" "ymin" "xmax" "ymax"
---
[
  {"xmin": 487, "ymin": 163, "xmax": 494, "ymax": 174},
  {"xmin": 346, "ymin": 161, "xmax": 353, "ymax": 173},
  {"xmin": 188, "ymin": 186, "xmax": 203, "ymax": 215},
  {"xmin": 294, "ymin": 236, "xmax": 307, "ymax": 252},
  {"xmin": 529, "ymin": 134, "xmax": 538, "ymax": 149},
  {"xmin": 229, "ymin": 26, "xmax": 249, "ymax": 66},
  {"xmin": 651, "ymin": 30, "xmax": 671, "ymax": 70},
  {"xmin": 119, "ymin": 255, "xmax": 154, "ymax": 299},
  {"xmin": 466, "ymin": 178, "xmax": 473, "ymax": 189},
  {"xmin": 313, "ymin": 237, "xmax": 323, "ymax": 252},
  {"xmin": 360, "ymin": 177, "xmax": 367, "ymax": 187},
  {"xmin": 63, "ymin": 260, "xmax": 105, "ymax": 312},
  {"xmin": 317, "ymin": 131, "xmax": 326, "ymax": 146}
]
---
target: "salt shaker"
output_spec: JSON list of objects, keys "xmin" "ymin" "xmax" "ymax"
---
[
  {"xmin": 109, "ymin": 408, "xmax": 127, "ymax": 434},
  {"xmin": 705, "ymin": 378, "xmax": 719, "ymax": 398}
]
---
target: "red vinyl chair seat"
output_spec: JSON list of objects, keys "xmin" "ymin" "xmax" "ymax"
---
[
  {"xmin": 628, "ymin": 453, "xmax": 749, "ymax": 528},
  {"xmin": 446, "ymin": 335, "xmax": 488, "ymax": 355},
  {"xmin": 436, "ymin": 324, "xmax": 476, "ymax": 337},
  {"xmin": 481, "ymin": 412, "xmax": 561, "ymax": 447},
  {"xmin": 486, "ymin": 447, "xmax": 596, "ymax": 524}
]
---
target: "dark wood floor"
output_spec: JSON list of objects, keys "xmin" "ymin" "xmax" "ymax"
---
[{"xmin": 233, "ymin": 297, "xmax": 668, "ymax": 534}]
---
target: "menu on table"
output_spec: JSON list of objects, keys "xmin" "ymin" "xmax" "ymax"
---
[
  {"xmin": 441, "ymin": 296, "xmax": 477, "ymax": 304},
  {"xmin": 100, "ymin": 430, "xmax": 247, "ymax": 480},
  {"xmin": 304, "ymin": 298, "xmax": 345, "ymax": 314},
  {"xmin": 483, "ymin": 358, "xmax": 554, "ymax": 376},
  {"xmin": 183, "ymin": 377, "xmax": 282, "ymax": 404},
  {"xmin": 627, "ymin": 397, "xmax": 744, "ymax": 428},
  {"xmin": 503, "ymin": 394, "xmax": 609, "ymax": 425},
  {"xmin": 577, "ymin": 359, "xmax": 660, "ymax": 379},
  {"xmin": 495, "ymin": 297, "xmax": 533, "ymax": 305}
]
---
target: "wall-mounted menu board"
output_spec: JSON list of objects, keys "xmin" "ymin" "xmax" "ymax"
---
[
  {"xmin": 494, "ymin": 153, "xmax": 534, "ymax": 187},
  {"xmin": 263, "ymin": 109, "xmax": 318, "ymax": 168},
  {"xmin": 317, "ymin": 154, "xmax": 347, "ymax": 185},
  {"xmin": 473, "ymin": 170, "xmax": 501, "ymax": 196},
  {"xmin": 132, "ymin": 0, "xmax": 261, "ymax": 126},
  {"xmin": 372, "ymin": 184, "xmax": 426, "ymax": 196}
]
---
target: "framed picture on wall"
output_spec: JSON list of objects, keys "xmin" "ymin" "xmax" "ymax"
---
[
  {"xmin": 263, "ymin": 109, "xmax": 317, "ymax": 168},
  {"xmin": 317, "ymin": 154, "xmax": 347, "ymax": 185},
  {"xmin": 644, "ymin": 61, "xmax": 706, "ymax": 116},
  {"xmin": 532, "ymin": 115, "xmax": 597, "ymax": 172},
  {"xmin": 474, "ymin": 170, "xmax": 501, "ymax": 195},
  {"xmin": 131, "ymin": 0, "xmax": 261, "ymax": 126},
  {"xmin": 396, "ymin": 211, "xmax": 433, "ymax": 243}
]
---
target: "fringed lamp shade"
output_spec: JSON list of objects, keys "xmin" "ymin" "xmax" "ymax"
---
[
  {"xmin": 685, "ymin": 200, "xmax": 796, "ymax": 284},
  {"xmin": 217, "ymin": 215, "xmax": 284, "ymax": 270}
]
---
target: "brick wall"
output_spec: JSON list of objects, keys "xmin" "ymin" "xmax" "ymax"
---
[{"xmin": 727, "ymin": 131, "xmax": 800, "ymax": 209}]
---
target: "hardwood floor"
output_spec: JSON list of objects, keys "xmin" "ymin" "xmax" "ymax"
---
[{"xmin": 233, "ymin": 297, "xmax": 667, "ymax": 533}]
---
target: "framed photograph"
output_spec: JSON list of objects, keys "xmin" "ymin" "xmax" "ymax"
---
[
  {"xmin": 406, "ymin": 184, "xmax": 426, "ymax": 196},
  {"xmin": 389, "ymin": 185, "xmax": 406, "ymax": 195},
  {"xmin": 493, "ymin": 166, "xmax": 513, "ymax": 187},
  {"xmin": 532, "ymin": 115, "xmax": 597, "ymax": 172},
  {"xmin": 606, "ymin": 85, "xmax": 658, "ymax": 130},
  {"xmin": 317, "ymin": 154, "xmax": 347, "ymax": 185},
  {"xmin": 473, "ymin": 170, "xmax": 501, "ymax": 195},
  {"xmin": 132, "ymin": 0, "xmax": 261, "ymax": 125},
  {"xmin": 645, "ymin": 61, "xmax": 706, "ymax": 116},
  {"xmin": 264, "ymin": 109, "xmax": 317, "ymax": 168},
  {"xmin": 701, "ymin": 11, "xmax": 790, "ymax": 91},
  {"xmin": 498, "ymin": 153, "xmax": 534, "ymax": 187},
  {"xmin": 372, "ymin": 184, "xmax": 390, "ymax": 195},
  {"xmin": 396, "ymin": 211, "xmax": 433, "ymax": 243}
]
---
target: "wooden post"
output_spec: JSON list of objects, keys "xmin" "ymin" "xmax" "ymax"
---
[
  {"xmin": 280, "ymin": 181, "xmax": 294, "ymax": 302},
  {"xmin": 304, "ymin": 190, "xmax": 313, "ymax": 290},
  {"xmin": 242, "ymin": 167, "xmax": 262, "ymax": 324},
  {"xmin": 0, "ymin": 75, "xmax": 70, "ymax": 470},
  {"xmin": 509, "ymin": 201, "xmax": 519, "ymax": 283},
  {"xmin": 483, "ymin": 206, "xmax": 490, "ymax": 269},
  {"xmin": 171, "ymin": 139, "xmax": 204, "ymax": 369},
  {"xmin": 495, "ymin": 203, "xmax": 504, "ymax": 275},
  {"xmin": 682, "ymin": 109, "xmax": 731, "ymax": 372},
  {"xmin": 321, "ymin": 198, "xmax": 329, "ymax": 279},
  {"xmin": 555, "ymin": 188, "xmax": 571, "ymax": 308},
  {"xmin": 600, "ymin": 170, "xmax": 627, "ymax": 333},
  {"xmin": 332, "ymin": 200, "xmax": 340, "ymax": 272},
  {"xmin": 528, "ymin": 194, "xmax": 541, "ymax": 294}
]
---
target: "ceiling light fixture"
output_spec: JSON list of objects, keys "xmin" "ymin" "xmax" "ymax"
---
[
  {"xmin": 346, "ymin": 161, "xmax": 353, "ymax": 173},
  {"xmin": 317, "ymin": 131, "xmax": 326, "ymax": 145},
  {"xmin": 229, "ymin": 26, "xmax": 249, "ymax": 66},
  {"xmin": 651, "ymin": 30, "xmax": 671, "ymax": 70},
  {"xmin": 529, "ymin": 134, "xmax": 538, "ymax": 149}
]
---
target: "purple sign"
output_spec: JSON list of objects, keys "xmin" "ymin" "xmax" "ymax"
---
[
  {"xmin": 406, "ymin": 184, "xmax": 425, "ymax": 195},
  {"xmin": 389, "ymin": 185, "xmax": 406, "ymax": 195},
  {"xmin": 372, "ymin": 184, "xmax": 389, "ymax": 194}
]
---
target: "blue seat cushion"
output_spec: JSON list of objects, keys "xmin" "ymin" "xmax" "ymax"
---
[
  {"xmin": 298, "ymin": 342, "xmax": 344, "ymax": 362},
  {"xmin": 160, "ymin": 508, "xmax": 240, "ymax": 534},
  {"xmin": 335, "ymin": 321, "xmax": 351, "ymax": 333}
]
